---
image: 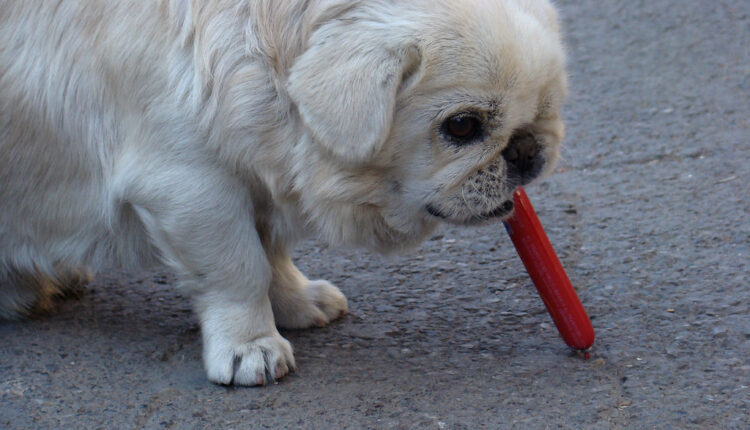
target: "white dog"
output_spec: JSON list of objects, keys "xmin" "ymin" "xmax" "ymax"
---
[{"xmin": 0, "ymin": 0, "xmax": 567, "ymax": 385}]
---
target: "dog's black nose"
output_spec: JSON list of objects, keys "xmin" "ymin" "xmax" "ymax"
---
[{"xmin": 502, "ymin": 130, "xmax": 542, "ymax": 179}]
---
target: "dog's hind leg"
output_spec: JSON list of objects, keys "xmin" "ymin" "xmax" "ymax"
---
[
  {"xmin": 267, "ymin": 249, "xmax": 348, "ymax": 330},
  {"xmin": 0, "ymin": 265, "xmax": 92, "ymax": 319}
]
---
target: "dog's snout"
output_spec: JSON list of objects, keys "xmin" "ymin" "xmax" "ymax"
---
[{"xmin": 502, "ymin": 130, "xmax": 541, "ymax": 178}]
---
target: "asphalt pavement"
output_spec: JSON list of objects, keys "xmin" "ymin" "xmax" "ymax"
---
[{"xmin": 1, "ymin": 0, "xmax": 748, "ymax": 428}]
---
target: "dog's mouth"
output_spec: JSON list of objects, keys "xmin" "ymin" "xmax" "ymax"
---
[{"xmin": 426, "ymin": 199, "xmax": 514, "ymax": 224}]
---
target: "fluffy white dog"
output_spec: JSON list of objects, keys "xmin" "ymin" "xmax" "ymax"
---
[{"xmin": 0, "ymin": 0, "xmax": 567, "ymax": 385}]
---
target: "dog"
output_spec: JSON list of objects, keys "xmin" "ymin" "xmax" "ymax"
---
[{"xmin": 0, "ymin": 0, "xmax": 567, "ymax": 385}]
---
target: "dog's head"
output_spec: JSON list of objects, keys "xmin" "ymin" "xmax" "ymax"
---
[{"xmin": 286, "ymin": 0, "xmax": 567, "ymax": 251}]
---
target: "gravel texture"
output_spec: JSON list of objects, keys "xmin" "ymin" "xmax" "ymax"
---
[{"xmin": 1, "ymin": 0, "xmax": 748, "ymax": 428}]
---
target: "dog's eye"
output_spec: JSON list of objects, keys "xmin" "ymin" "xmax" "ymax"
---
[{"xmin": 442, "ymin": 114, "xmax": 483, "ymax": 144}]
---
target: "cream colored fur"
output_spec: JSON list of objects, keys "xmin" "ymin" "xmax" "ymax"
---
[{"xmin": 0, "ymin": 0, "xmax": 567, "ymax": 385}]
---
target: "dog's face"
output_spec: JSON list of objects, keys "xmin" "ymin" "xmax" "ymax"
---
[{"xmin": 286, "ymin": 0, "xmax": 566, "ymax": 251}]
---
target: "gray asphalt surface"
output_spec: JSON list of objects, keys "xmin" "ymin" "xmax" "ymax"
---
[{"xmin": 2, "ymin": 0, "xmax": 749, "ymax": 428}]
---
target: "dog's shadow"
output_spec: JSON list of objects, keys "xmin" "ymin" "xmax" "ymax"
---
[{"xmin": 1, "ymin": 270, "xmax": 201, "ymax": 369}]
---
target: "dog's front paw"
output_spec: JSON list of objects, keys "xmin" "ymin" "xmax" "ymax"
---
[
  {"xmin": 307, "ymin": 280, "xmax": 349, "ymax": 325},
  {"xmin": 204, "ymin": 333, "xmax": 295, "ymax": 386},
  {"xmin": 272, "ymin": 280, "xmax": 348, "ymax": 329}
]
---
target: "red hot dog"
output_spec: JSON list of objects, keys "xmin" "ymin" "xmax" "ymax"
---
[{"xmin": 503, "ymin": 188, "xmax": 595, "ymax": 351}]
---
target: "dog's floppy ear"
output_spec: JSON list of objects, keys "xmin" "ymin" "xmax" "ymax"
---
[{"xmin": 287, "ymin": 22, "xmax": 421, "ymax": 164}]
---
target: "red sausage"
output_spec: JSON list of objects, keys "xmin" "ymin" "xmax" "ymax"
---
[{"xmin": 503, "ymin": 188, "xmax": 595, "ymax": 351}]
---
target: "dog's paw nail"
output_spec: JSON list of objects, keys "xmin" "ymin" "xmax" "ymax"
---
[
  {"xmin": 255, "ymin": 373, "xmax": 266, "ymax": 386},
  {"xmin": 274, "ymin": 363, "xmax": 287, "ymax": 380}
]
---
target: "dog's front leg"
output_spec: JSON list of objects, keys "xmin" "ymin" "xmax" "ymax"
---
[
  {"xmin": 193, "ymin": 278, "xmax": 295, "ymax": 386},
  {"xmin": 267, "ymin": 249, "xmax": 348, "ymax": 329},
  {"xmin": 123, "ymin": 163, "xmax": 294, "ymax": 385}
]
